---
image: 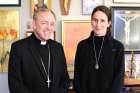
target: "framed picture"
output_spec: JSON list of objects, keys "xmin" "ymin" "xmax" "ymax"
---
[
  {"xmin": 82, "ymin": 0, "xmax": 104, "ymax": 15},
  {"xmin": 113, "ymin": 0, "xmax": 140, "ymax": 4},
  {"xmin": 25, "ymin": 31, "xmax": 55, "ymax": 40},
  {"xmin": 31, "ymin": 0, "xmax": 52, "ymax": 16},
  {"xmin": 0, "ymin": 0, "xmax": 21, "ymax": 6},
  {"xmin": 62, "ymin": 20, "xmax": 92, "ymax": 79},
  {"xmin": 0, "ymin": 9, "xmax": 20, "ymax": 72},
  {"xmin": 111, "ymin": 7, "xmax": 140, "ymax": 53},
  {"xmin": 124, "ymin": 53, "xmax": 140, "ymax": 86}
]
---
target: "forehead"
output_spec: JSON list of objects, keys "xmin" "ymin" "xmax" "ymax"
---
[
  {"xmin": 92, "ymin": 11, "xmax": 108, "ymax": 19},
  {"xmin": 37, "ymin": 11, "xmax": 55, "ymax": 21}
]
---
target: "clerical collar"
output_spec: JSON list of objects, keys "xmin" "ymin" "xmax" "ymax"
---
[
  {"xmin": 40, "ymin": 41, "xmax": 47, "ymax": 45},
  {"xmin": 32, "ymin": 33, "xmax": 48, "ymax": 45}
]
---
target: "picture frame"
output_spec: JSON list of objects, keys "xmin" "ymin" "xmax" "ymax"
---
[
  {"xmin": 113, "ymin": 0, "xmax": 140, "ymax": 4},
  {"xmin": 62, "ymin": 20, "xmax": 92, "ymax": 79},
  {"xmin": 31, "ymin": 0, "xmax": 52, "ymax": 16},
  {"xmin": 0, "ymin": 0, "xmax": 21, "ymax": 6},
  {"xmin": 0, "ymin": 9, "xmax": 20, "ymax": 72},
  {"xmin": 111, "ymin": 7, "xmax": 140, "ymax": 53},
  {"xmin": 124, "ymin": 53, "xmax": 140, "ymax": 87},
  {"xmin": 82, "ymin": 0, "xmax": 104, "ymax": 15}
]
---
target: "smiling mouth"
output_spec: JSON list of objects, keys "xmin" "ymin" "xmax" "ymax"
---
[{"xmin": 44, "ymin": 31, "xmax": 50, "ymax": 34}]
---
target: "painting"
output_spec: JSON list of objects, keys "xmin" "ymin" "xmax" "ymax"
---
[
  {"xmin": 0, "ymin": 0, "xmax": 21, "ymax": 6},
  {"xmin": 113, "ymin": 0, "xmax": 140, "ymax": 3},
  {"xmin": 111, "ymin": 7, "xmax": 140, "ymax": 53},
  {"xmin": 31, "ymin": 0, "xmax": 52, "ymax": 16},
  {"xmin": 60, "ymin": 0, "xmax": 71, "ymax": 15},
  {"xmin": 0, "ymin": 9, "xmax": 19, "ymax": 72},
  {"xmin": 124, "ymin": 53, "xmax": 140, "ymax": 87},
  {"xmin": 62, "ymin": 20, "xmax": 92, "ymax": 79},
  {"xmin": 82, "ymin": 0, "xmax": 104, "ymax": 15}
]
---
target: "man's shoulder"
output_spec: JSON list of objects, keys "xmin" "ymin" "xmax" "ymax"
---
[
  {"xmin": 49, "ymin": 39, "xmax": 63, "ymax": 47},
  {"xmin": 11, "ymin": 37, "xmax": 30, "ymax": 47},
  {"xmin": 49, "ymin": 39, "xmax": 59, "ymax": 44}
]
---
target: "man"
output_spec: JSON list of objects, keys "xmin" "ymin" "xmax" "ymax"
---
[{"xmin": 8, "ymin": 8, "xmax": 69, "ymax": 93}]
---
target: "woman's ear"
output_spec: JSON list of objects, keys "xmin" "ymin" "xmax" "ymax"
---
[{"xmin": 108, "ymin": 21, "xmax": 111, "ymax": 27}]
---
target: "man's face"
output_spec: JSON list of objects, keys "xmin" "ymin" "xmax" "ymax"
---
[{"xmin": 33, "ymin": 11, "xmax": 55, "ymax": 41}]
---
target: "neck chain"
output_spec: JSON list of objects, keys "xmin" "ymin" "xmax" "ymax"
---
[
  {"xmin": 93, "ymin": 36, "xmax": 105, "ymax": 70},
  {"xmin": 40, "ymin": 44, "xmax": 51, "ymax": 88}
]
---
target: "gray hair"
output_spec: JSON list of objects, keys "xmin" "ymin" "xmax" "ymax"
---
[{"xmin": 33, "ymin": 7, "xmax": 56, "ymax": 20}]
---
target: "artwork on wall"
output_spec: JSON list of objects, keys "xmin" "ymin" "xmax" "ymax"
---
[
  {"xmin": 111, "ymin": 7, "xmax": 140, "ymax": 53},
  {"xmin": 124, "ymin": 53, "xmax": 140, "ymax": 86},
  {"xmin": 0, "ymin": 0, "xmax": 21, "ymax": 6},
  {"xmin": 82, "ymin": 0, "xmax": 104, "ymax": 15},
  {"xmin": 113, "ymin": 0, "xmax": 140, "ymax": 4},
  {"xmin": 0, "ymin": 9, "xmax": 19, "ymax": 72},
  {"xmin": 60, "ymin": 0, "xmax": 71, "ymax": 15},
  {"xmin": 62, "ymin": 20, "xmax": 92, "ymax": 79},
  {"xmin": 31, "ymin": 0, "xmax": 52, "ymax": 16}
]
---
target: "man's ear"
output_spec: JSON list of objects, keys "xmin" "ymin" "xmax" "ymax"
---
[{"xmin": 32, "ymin": 20, "xmax": 36, "ymax": 29}]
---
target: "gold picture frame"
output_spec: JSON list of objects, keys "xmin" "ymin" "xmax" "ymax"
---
[
  {"xmin": 124, "ymin": 53, "xmax": 140, "ymax": 86},
  {"xmin": 0, "ymin": 9, "xmax": 20, "ymax": 72},
  {"xmin": 31, "ymin": 0, "xmax": 52, "ymax": 16},
  {"xmin": 62, "ymin": 20, "xmax": 92, "ymax": 79},
  {"xmin": 113, "ymin": 0, "xmax": 140, "ymax": 3}
]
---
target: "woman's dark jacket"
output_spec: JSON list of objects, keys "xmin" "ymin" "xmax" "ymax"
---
[{"xmin": 74, "ymin": 31, "xmax": 125, "ymax": 93}]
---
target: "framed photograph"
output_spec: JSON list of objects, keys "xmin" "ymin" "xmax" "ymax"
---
[
  {"xmin": 113, "ymin": 0, "xmax": 140, "ymax": 4},
  {"xmin": 0, "ymin": 0, "xmax": 21, "ymax": 6},
  {"xmin": 0, "ymin": 9, "xmax": 19, "ymax": 72},
  {"xmin": 82, "ymin": 0, "xmax": 104, "ymax": 15},
  {"xmin": 31, "ymin": 0, "xmax": 52, "ymax": 16},
  {"xmin": 62, "ymin": 20, "xmax": 92, "ymax": 79},
  {"xmin": 124, "ymin": 53, "xmax": 140, "ymax": 86},
  {"xmin": 111, "ymin": 7, "xmax": 140, "ymax": 53}
]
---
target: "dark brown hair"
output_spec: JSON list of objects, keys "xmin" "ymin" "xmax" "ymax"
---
[{"xmin": 91, "ymin": 5, "xmax": 111, "ymax": 22}]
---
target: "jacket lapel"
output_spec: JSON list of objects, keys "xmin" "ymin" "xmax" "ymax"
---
[
  {"xmin": 48, "ymin": 40, "xmax": 58, "ymax": 92},
  {"xmin": 28, "ymin": 36, "xmax": 48, "ymax": 81}
]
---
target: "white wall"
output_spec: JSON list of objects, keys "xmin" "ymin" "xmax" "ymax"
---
[{"xmin": 0, "ymin": 0, "xmax": 140, "ymax": 93}]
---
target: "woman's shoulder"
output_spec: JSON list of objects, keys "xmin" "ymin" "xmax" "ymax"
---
[
  {"xmin": 111, "ymin": 38, "xmax": 124, "ymax": 50},
  {"xmin": 77, "ymin": 38, "xmax": 90, "ymax": 47}
]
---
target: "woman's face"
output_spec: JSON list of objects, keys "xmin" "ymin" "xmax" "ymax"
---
[{"xmin": 91, "ymin": 11, "xmax": 111, "ymax": 36}]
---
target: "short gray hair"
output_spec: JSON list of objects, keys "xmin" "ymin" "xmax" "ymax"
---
[{"xmin": 33, "ymin": 7, "xmax": 56, "ymax": 20}]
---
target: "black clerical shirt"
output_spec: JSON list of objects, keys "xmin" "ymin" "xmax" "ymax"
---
[{"xmin": 32, "ymin": 34, "xmax": 53, "ymax": 89}]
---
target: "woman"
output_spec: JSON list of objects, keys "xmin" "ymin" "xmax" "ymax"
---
[{"xmin": 73, "ymin": 5, "xmax": 124, "ymax": 93}]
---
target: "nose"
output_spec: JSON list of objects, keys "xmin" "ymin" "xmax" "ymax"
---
[
  {"xmin": 96, "ymin": 21, "xmax": 101, "ymax": 26},
  {"xmin": 46, "ymin": 23, "xmax": 51, "ymax": 31}
]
